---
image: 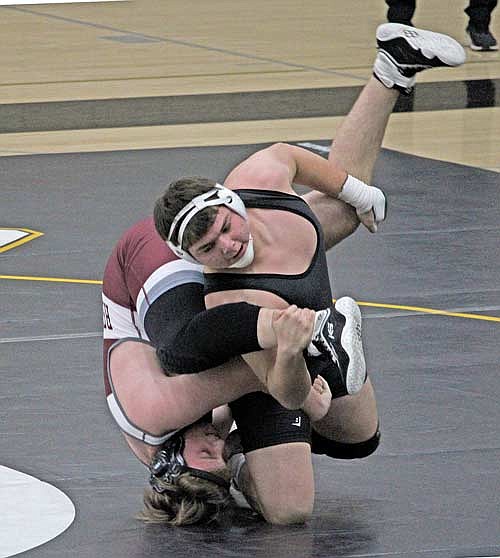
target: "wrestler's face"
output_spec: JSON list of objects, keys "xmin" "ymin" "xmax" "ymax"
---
[
  {"xmin": 188, "ymin": 207, "xmax": 251, "ymax": 268},
  {"xmin": 182, "ymin": 422, "xmax": 227, "ymax": 473}
]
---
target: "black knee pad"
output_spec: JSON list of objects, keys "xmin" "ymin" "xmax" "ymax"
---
[
  {"xmin": 311, "ymin": 427, "xmax": 380, "ymax": 459},
  {"xmin": 229, "ymin": 392, "xmax": 311, "ymax": 453}
]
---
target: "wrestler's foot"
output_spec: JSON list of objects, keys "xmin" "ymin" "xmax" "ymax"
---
[
  {"xmin": 302, "ymin": 375, "xmax": 333, "ymax": 422},
  {"xmin": 308, "ymin": 297, "xmax": 366, "ymax": 395},
  {"xmin": 373, "ymin": 23, "xmax": 466, "ymax": 95}
]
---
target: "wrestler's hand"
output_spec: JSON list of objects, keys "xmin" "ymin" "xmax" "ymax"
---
[
  {"xmin": 272, "ymin": 305, "xmax": 315, "ymax": 354},
  {"xmin": 338, "ymin": 175, "xmax": 387, "ymax": 233},
  {"xmin": 301, "ymin": 375, "xmax": 332, "ymax": 422}
]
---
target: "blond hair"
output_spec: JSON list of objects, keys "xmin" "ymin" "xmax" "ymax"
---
[{"xmin": 138, "ymin": 469, "xmax": 232, "ymax": 526}]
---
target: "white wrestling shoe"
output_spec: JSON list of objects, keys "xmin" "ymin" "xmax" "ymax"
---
[
  {"xmin": 374, "ymin": 23, "xmax": 466, "ymax": 94},
  {"xmin": 307, "ymin": 297, "xmax": 366, "ymax": 395}
]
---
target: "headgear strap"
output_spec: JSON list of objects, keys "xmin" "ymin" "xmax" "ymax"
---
[
  {"xmin": 166, "ymin": 183, "xmax": 247, "ymax": 264},
  {"xmin": 149, "ymin": 433, "xmax": 230, "ymax": 493}
]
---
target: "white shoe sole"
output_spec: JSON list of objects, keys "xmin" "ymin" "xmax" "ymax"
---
[
  {"xmin": 469, "ymin": 42, "xmax": 499, "ymax": 51},
  {"xmin": 335, "ymin": 297, "xmax": 366, "ymax": 395},
  {"xmin": 377, "ymin": 23, "xmax": 466, "ymax": 67}
]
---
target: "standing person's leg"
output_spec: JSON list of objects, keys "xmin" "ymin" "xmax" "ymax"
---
[
  {"xmin": 466, "ymin": 0, "xmax": 498, "ymax": 50},
  {"xmin": 385, "ymin": 0, "xmax": 416, "ymax": 25},
  {"xmin": 466, "ymin": 0, "xmax": 498, "ymax": 28}
]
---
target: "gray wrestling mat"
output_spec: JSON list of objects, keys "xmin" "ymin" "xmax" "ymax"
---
[{"xmin": 1, "ymin": 144, "xmax": 499, "ymax": 558}]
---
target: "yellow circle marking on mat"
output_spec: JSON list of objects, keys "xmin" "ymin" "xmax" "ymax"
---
[{"xmin": 0, "ymin": 274, "xmax": 499, "ymax": 323}]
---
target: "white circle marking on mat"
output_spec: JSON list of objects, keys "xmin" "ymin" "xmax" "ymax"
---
[{"xmin": 0, "ymin": 465, "xmax": 75, "ymax": 558}]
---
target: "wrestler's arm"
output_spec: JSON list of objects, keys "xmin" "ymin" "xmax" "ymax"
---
[
  {"xmin": 225, "ymin": 142, "xmax": 360, "ymax": 249},
  {"xmin": 241, "ymin": 305, "xmax": 314, "ymax": 410},
  {"xmin": 144, "ymin": 283, "xmax": 278, "ymax": 373},
  {"xmin": 225, "ymin": 142, "xmax": 346, "ymax": 195},
  {"xmin": 107, "ymin": 340, "xmax": 264, "ymax": 444},
  {"xmin": 225, "ymin": 142, "xmax": 385, "ymax": 233},
  {"xmin": 197, "ymin": 287, "xmax": 331, "ymax": 421}
]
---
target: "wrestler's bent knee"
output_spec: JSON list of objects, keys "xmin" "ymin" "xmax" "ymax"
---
[{"xmin": 262, "ymin": 502, "xmax": 313, "ymax": 525}]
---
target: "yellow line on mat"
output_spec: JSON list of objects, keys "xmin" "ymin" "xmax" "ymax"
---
[
  {"xmin": 356, "ymin": 300, "xmax": 500, "ymax": 323},
  {"xmin": 0, "ymin": 274, "xmax": 102, "ymax": 285},
  {"xmin": 1, "ymin": 274, "xmax": 499, "ymax": 323}
]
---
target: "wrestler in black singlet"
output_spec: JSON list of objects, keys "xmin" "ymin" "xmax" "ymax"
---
[{"xmin": 204, "ymin": 190, "xmax": 353, "ymax": 453}]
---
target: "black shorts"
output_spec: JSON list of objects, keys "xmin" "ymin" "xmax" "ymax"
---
[
  {"xmin": 229, "ymin": 392, "xmax": 311, "ymax": 453},
  {"xmin": 229, "ymin": 392, "xmax": 380, "ymax": 460}
]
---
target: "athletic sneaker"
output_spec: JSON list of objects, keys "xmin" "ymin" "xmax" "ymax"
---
[
  {"xmin": 373, "ymin": 23, "xmax": 466, "ymax": 94},
  {"xmin": 466, "ymin": 24, "xmax": 498, "ymax": 51},
  {"xmin": 307, "ymin": 297, "xmax": 366, "ymax": 395}
]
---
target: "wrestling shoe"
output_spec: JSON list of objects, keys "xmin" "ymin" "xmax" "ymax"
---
[
  {"xmin": 374, "ymin": 23, "xmax": 466, "ymax": 94},
  {"xmin": 307, "ymin": 297, "xmax": 366, "ymax": 395}
]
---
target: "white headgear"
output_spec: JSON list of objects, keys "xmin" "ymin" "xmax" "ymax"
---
[{"xmin": 166, "ymin": 183, "xmax": 248, "ymax": 264}]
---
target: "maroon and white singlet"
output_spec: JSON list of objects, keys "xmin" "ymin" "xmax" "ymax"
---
[{"xmin": 102, "ymin": 217, "xmax": 203, "ymax": 444}]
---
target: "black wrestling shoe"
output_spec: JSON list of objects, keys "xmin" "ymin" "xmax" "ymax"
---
[
  {"xmin": 307, "ymin": 297, "xmax": 366, "ymax": 395},
  {"xmin": 374, "ymin": 23, "xmax": 466, "ymax": 94},
  {"xmin": 467, "ymin": 24, "xmax": 498, "ymax": 51}
]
